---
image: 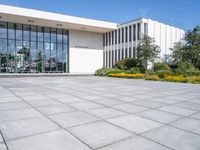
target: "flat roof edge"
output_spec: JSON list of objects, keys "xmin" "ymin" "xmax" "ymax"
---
[{"xmin": 0, "ymin": 4, "xmax": 118, "ymax": 30}]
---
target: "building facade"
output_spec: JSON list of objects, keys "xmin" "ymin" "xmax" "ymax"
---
[
  {"xmin": 0, "ymin": 5, "xmax": 184, "ymax": 74},
  {"xmin": 103, "ymin": 18, "xmax": 185, "ymax": 68}
]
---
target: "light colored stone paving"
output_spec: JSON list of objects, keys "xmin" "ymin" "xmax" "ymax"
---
[{"xmin": 0, "ymin": 76, "xmax": 199, "ymax": 150}]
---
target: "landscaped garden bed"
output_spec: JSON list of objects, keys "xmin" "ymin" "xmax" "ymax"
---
[
  {"xmin": 96, "ymin": 26, "xmax": 200, "ymax": 84},
  {"xmin": 95, "ymin": 59, "xmax": 200, "ymax": 84}
]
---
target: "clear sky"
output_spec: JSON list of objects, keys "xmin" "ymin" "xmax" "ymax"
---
[{"xmin": 0, "ymin": 0, "xmax": 199, "ymax": 31}]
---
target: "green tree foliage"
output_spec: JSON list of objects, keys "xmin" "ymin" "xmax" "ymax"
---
[
  {"xmin": 153, "ymin": 63, "xmax": 170, "ymax": 72},
  {"xmin": 114, "ymin": 58, "xmax": 142, "ymax": 70},
  {"xmin": 171, "ymin": 26, "xmax": 200, "ymax": 69},
  {"xmin": 137, "ymin": 35, "xmax": 160, "ymax": 70}
]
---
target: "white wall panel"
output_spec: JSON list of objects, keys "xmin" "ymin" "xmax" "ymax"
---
[
  {"xmin": 69, "ymin": 30, "xmax": 103, "ymax": 73},
  {"xmin": 69, "ymin": 48, "xmax": 103, "ymax": 74}
]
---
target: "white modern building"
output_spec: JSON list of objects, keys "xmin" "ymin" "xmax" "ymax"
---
[
  {"xmin": 104, "ymin": 18, "xmax": 185, "ymax": 68},
  {"xmin": 0, "ymin": 4, "xmax": 184, "ymax": 74}
]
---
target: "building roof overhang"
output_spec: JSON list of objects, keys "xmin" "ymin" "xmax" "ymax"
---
[{"xmin": 0, "ymin": 4, "xmax": 117, "ymax": 33}]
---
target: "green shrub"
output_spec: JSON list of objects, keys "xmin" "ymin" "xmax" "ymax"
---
[
  {"xmin": 130, "ymin": 67, "xmax": 141, "ymax": 74},
  {"xmin": 186, "ymin": 76, "xmax": 200, "ymax": 84},
  {"xmin": 153, "ymin": 63, "xmax": 170, "ymax": 71},
  {"xmin": 184, "ymin": 70, "xmax": 200, "ymax": 76},
  {"xmin": 95, "ymin": 68, "xmax": 123, "ymax": 76},
  {"xmin": 145, "ymin": 75, "xmax": 160, "ymax": 81},
  {"xmin": 176, "ymin": 62, "xmax": 195, "ymax": 74},
  {"xmin": 146, "ymin": 70, "xmax": 156, "ymax": 75},
  {"xmin": 156, "ymin": 70, "xmax": 174, "ymax": 78},
  {"xmin": 114, "ymin": 58, "xmax": 142, "ymax": 70}
]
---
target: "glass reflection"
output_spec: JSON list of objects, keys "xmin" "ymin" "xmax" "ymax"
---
[{"xmin": 0, "ymin": 21, "xmax": 68, "ymax": 73}]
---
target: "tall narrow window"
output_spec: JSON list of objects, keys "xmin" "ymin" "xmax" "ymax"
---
[
  {"xmin": 129, "ymin": 48, "xmax": 132, "ymax": 58},
  {"xmin": 125, "ymin": 48, "xmax": 128, "ymax": 58},
  {"xmin": 105, "ymin": 33, "xmax": 108, "ymax": 46},
  {"xmin": 118, "ymin": 49, "xmax": 120, "ymax": 60},
  {"xmin": 115, "ymin": 30, "xmax": 117, "ymax": 44},
  {"xmin": 122, "ymin": 49, "xmax": 124, "ymax": 59},
  {"xmin": 105, "ymin": 51, "xmax": 108, "ymax": 68},
  {"xmin": 129, "ymin": 26, "xmax": 132, "ymax": 41},
  {"xmin": 133, "ymin": 25, "xmax": 136, "ymax": 41},
  {"xmin": 125, "ymin": 27, "xmax": 128, "ymax": 42},
  {"xmin": 118, "ymin": 29, "xmax": 121, "ymax": 44},
  {"xmin": 112, "ymin": 50, "xmax": 114, "ymax": 67},
  {"xmin": 112, "ymin": 31, "xmax": 114, "ymax": 45},
  {"xmin": 122, "ymin": 28, "xmax": 124, "ymax": 43},
  {"xmin": 108, "ymin": 32, "xmax": 111, "ymax": 45},
  {"xmin": 103, "ymin": 51, "xmax": 105, "ymax": 67},
  {"xmin": 144, "ymin": 23, "xmax": 148, "ymax": 35},
  {"xmin": 103, "ymin": 34, "xmax": 105, "ymax": 46},
  {"xmin": 137, "ymin": 23, "xmax": 141, "ymax": 40},
  {"xmin": 133, "ymin": 47, "xmax": 136, "ymax": 58},
  {"xmin": 115, "ymin": 49, "xmax": 117, "ymax": 63},
  {"xmin": 109, "ymin": 51, "xmax": 111, "ymax": 67}
]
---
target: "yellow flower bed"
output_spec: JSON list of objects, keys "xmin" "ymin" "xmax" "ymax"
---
[
  {"xmin": 186, "ymin": 76, "xmax": 200, "ymax": 84},
  {"xmin": 145, "ymin": 75, "xmax": 160, "ymax": 81},
  {"xmin": 164, "ymin": 75, "xmax": 187, "ymax": 83},
  {"xmin": 108, "ymin": 73, "xmax": 145, "ymax": 79}
]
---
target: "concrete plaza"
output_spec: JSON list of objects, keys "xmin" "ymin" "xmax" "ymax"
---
[{"xmin": 0, "ymin": 76, "xmax": 200, "ymax": 150}]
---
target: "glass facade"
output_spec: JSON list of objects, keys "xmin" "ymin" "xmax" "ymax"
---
[{"xmin": 0, "ymin": 21, "xmax": 68, "ymax": 73}]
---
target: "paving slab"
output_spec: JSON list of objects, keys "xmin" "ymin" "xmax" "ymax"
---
[
  {"xmin": 25, "ymin": 99, "xmax": 60, "ymax": 107},
  {"xmin": 49, "ymin": 111, "xmax": 99, "ymax": 128},
  {"xmin": 158, "ymin": 105, "xmax": 198, "ymax": 116},
  {"xmin": 0, "ymin": 134, "xmax": 3, "ymax": 143},
  {"xmin": 0, "ymin": 117, "xmax": 58, "ymax": 140},
  {"xmin": 132, "ymin": 100, "xmax": 166, "ymax": 108},
  {"xmin": 108, "ymin": 115, "xmax": 163, "ymax": 134},
  {"xmin": 37, "ymin": 104, "xmax": 75, "ymax": 115},
  {"xmin": 0, "ymin": 97, "xmax": 22, "ymax": 103},
  {"xmin": 87, "ymin": 107, "xmax": 127, "ymax": 119},
  {"xmin": 143, "ymin": 126, "xmax": 200, "ymax": 150},
  {"xmin": 174, "ymin": 102, "xmax": 200, "ymax": 111},
  {"xmin": 112, "ymin": 103, "xmax": 149, "ymax": 114},
  {"xmin": 137, "ymin": 109, "xmax": 183, "ymax": 124},
  {"xmin": 150, "ymin": 98, "xmax": 180, "ymax": 104},
  {"xmin": 56, "ymin": 97, "xmax": 84, "ymax": 104},
  {"xmin": 95, "ymin": 99, "xmax": 124, "ymax": 106},
  {"xmin": 0, "ymin": 108, "xmax": 42, "ymax": 122},
  {"xmin": 69, "ymin": 121, "xmax": 132, "ymax": 149},
  {"xmin": 0, "ymin": 102, "xmax": 30, "ymax": 111},
  {"xmin": 190, "ymin": 99, "xmax": 200, "ymax": 105},
  {"xmin": 81, "ymin": 95, "xmax": 102, "ymax": 101},
  {"xmin": 191, "ymin": 113, "xmax": 200, "ymax": 120},
  {"xmin": 7, "ymin": 130, "xmax": 91, "ymax": 150},
  {"xmin": 170, "ymin": 118, "xmax": 200, "ymax": 135},
  {"xmin": 99, "ymin": 136, "xmax": 171, "ymax": 150},
  {"xmin": 0, "ymin": 144, "xmax": 7, "ymax": 150},
  {"xmin": 69, "ymin": 101, "xmax": 104, "ymax": 110}
]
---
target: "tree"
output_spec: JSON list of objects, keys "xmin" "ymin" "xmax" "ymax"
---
[
  {"xmin": 170, "ymin": 42, "xmax": 186, "ymax": 65},
  {"xmin": 185, "ymin": 26, "xmax": 200, "ymax": 69},
  {"xmin": 171, "ymin": 26, "xmax": 200, "ymax": 69},
  {"xmin": 137, "ymin": 35, "xmax": 160, "ymax": 70}
]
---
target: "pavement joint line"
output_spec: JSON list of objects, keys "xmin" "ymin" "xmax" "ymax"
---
[
  {"xmin": 1, "ymin": 77, "xmax": 200, "ymax": 150},
  {"xmin": 6, "ymin": 88, "xmax": 96, "ymax": 150},
  {"xmin": 94, "ymin": 136, "xmax": 133, "ymax": 150},
  {"xmin": 77, "ymin": 107, "xmax": 175, "ymax": 150},
  {"xmin": 4, "ymin": 129, "xmax": 60, "ymax": 142},
  {"xmin": 0, "ymin": 130, "xmax": 9, "ymax": 150},
  {"xmin": 53, "ymin": 90, "xmax": 199, "ymax": 131}
]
